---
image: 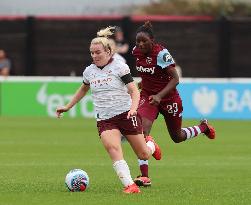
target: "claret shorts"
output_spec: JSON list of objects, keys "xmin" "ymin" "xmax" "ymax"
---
[{"xmin": 97, "ymin": 111, "xmax": 143, "ymax": 136}]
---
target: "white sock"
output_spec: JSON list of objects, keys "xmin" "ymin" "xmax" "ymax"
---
[
  {"xmin": 138, "ymin": 159, "xmax": 149, "ymax": 166},
  {"xmin": 146, "ymin": 141, "xmax": 155, "ymax": 154},
  {"xmin": 113, "ymin": 160, "xmax": 134, "ymax": 187},
  {"xmin": 182, "ymin": 126, "xmax": 202, "ymax": 140}
]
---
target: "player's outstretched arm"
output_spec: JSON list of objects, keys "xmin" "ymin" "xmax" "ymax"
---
[{"xmin": 56, "ymin": 84, "xmax": 90, "ymax": 118}]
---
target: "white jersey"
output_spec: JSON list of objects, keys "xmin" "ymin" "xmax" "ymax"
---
[
  {"xmin": 83, "ymin": 59, "xmax": 132, "ymax": 121},
  {"xmin": 113, "ymin": 53, "xmax": 126, "ymax": 63}
]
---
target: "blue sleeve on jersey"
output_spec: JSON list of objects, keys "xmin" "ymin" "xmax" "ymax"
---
[{"xmin": 157, "ymin": 49, "xmax": 175, "ymax": 69}]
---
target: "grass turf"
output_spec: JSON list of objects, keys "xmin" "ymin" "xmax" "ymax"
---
[{"xmin": 0, "ymin": 116, "xmax": 250, "ymax": 205}]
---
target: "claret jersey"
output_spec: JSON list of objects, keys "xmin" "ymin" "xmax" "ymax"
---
[
  {"xmin": 83, "ymin": 59, "xmax": 132, "ymax": 121},
  {"xmin": 132, "ymin": 43, "xmax": 179, "ymax": 99}
]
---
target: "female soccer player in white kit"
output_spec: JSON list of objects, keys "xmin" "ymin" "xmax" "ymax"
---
[{"xmin": 56, "ymin": 27, "xmax": 161, "ymax": 194}]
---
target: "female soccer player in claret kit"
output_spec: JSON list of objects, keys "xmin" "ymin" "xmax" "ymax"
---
[
  {"xmin": 132, "ymin": 21, "xmax": 216, "ymax": 187},
  {"xmin": 56, "ymin": 27, "xmax": 161, "ymax": 194}
]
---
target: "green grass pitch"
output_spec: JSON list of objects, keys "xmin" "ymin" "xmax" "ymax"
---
[{"xmin": 0, "ymin": 116, "xmax": 250, "ymax": 205}]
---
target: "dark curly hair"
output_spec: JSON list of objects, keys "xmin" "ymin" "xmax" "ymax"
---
[{"xmin": 136, "ymin": 21, "xmax": 154, "ymax": 39}]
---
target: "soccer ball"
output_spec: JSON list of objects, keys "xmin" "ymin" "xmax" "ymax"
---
[{"xmin": 65, "ymin": 169, "xmax": 89, "ymax": 192}]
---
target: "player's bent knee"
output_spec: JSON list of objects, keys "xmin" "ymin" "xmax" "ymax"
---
[
  {"xmin": 106, "ymin": 145, "xmax": 120, "ymax": 155},
  {"xmin": 137, "ymin": 151, "xmax": 150, "ymax": 160}
]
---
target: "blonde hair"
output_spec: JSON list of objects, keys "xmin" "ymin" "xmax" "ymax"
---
[
  {"xmin": 90, "ymin": 26, "xmax": 117, "ymax": 55},
  {"xmin": 97, "ymin": 26, "xmax": 115, "ymax": 38},
  {"xmin": 91, "ymin": 37, "xmax": 112, "ymax": 54}
]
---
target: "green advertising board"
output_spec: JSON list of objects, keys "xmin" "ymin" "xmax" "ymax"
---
[
  {"xmin": 2, "ymin": 77, "xmax": 250, "ymax": 119},
  {"xmin": 0, "ymin": 78, "xmax": 94, "ymax": 117}
]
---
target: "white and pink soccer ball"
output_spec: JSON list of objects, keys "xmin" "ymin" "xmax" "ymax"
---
[{"xmin": 65, "ymin": 169, "xmax": 89, "ymax": 192}]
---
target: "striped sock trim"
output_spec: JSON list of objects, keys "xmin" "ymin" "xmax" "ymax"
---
[
  {"xmin": 182, "ymin": 126, "xmax": 202, "ymax": 140},
  {"xmin": 182, "ymin": 128, "xmax": 191, "ymax": 139}
]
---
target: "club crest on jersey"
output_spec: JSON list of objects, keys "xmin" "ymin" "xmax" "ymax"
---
[{"xmin": 146, "ymin": 57, "xmax": 152, "ymax": 64}]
